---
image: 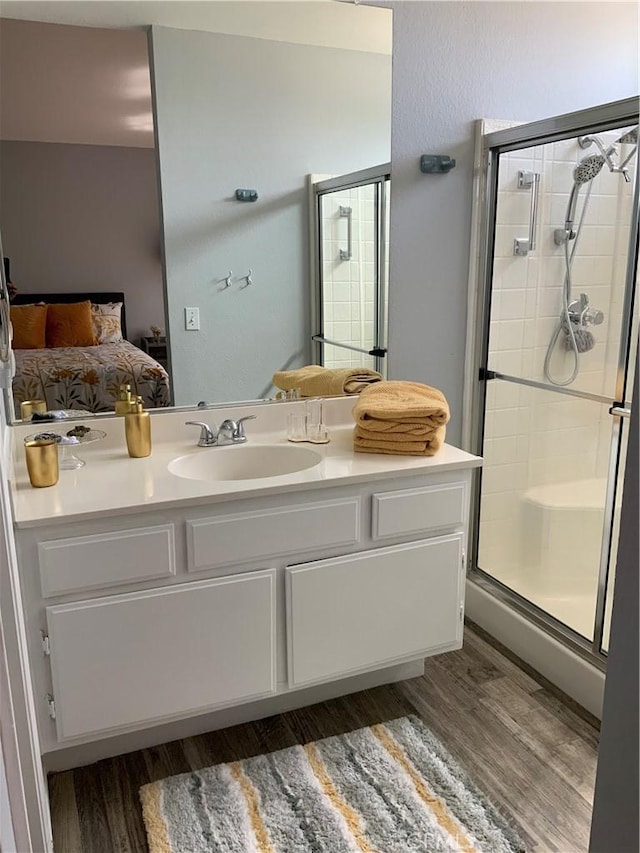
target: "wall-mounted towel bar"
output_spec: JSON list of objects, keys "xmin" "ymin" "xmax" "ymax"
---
[
  {"xmin": 339, "ymin": 205, "xmax": 352, "ymax": 261},
  {"xmin": 312, "ymin": 334, "xmax": 387, "ymax": 358},
  {"xmin": 513, "ymin": 170, "xmax": 540, "ymax": 256}
]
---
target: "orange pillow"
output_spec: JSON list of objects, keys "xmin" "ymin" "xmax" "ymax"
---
[
  {"xmin": 46, "ymin": 301, "xmax": 97, "ymax": 347},
  {"xmin": 10, "ymin": 304, "xmax": 48, "ymax": 349}
]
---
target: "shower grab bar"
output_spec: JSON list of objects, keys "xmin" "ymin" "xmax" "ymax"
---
[
  {"xmin": 482, "ymin": 369, "xmax": 614, "ymax": 406},
  {"xmin": 513, "ymin": 170, "xmax": 540, "ymax": 256},
  {"xmin": 339, "ymin": 205, "xmax": 352, "ymax": 261},
  {"xmin": 312, "ymin": 335, "xmax": 387, "ymax": 358}
]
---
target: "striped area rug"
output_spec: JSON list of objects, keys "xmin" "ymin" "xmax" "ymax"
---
[{"xmin": 140, "ymin": 715, "xmax": 525, "ymax": 853}]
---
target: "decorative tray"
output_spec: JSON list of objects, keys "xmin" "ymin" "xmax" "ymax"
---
[{"xmin": 26, "ymin": 428, "xmax": 107, "ymax": 470}]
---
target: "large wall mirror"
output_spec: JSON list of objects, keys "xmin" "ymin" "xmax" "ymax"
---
[{"xmin": 0, "ymin": 2, "xmax": 392, "ymax": 421}]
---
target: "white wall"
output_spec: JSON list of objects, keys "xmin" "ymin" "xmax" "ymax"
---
[
  {"xmin": 0, "ymin": 727, "xmax": 17, "ymax": 853},
  {"xmin": 385, "ymin": 0, "xmax": 639, "ymax": 443},
  {"xmin": 0, "ymin": 141, "xmax": 165, "ymax": 342},
  {"xmin": 1, "ymin": 1, "xmax": 392, "ymax": 55},
  {"xmin": 0, "ymin": 18, "xmax": 153, "ymax": 149},
  {"xmin": 152, "ymin": 26, "xmax": 391, "ymax": 405}
]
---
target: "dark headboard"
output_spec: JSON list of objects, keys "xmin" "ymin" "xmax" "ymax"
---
[{"xmin": 12, "ymin": 292, "xmax": 127, "ymax": 340}]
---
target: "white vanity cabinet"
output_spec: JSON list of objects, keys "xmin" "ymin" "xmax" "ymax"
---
[
  {"xmin": 46, "ymin": 571, "xmax": 276, "ymax": 741},
  {"xmin": 286, "ymin": 534, "xmax": 464, "ymax": 687},
  {"xmin": 15, "ymin": 465, "xmax": 476, "ymax": 768}
]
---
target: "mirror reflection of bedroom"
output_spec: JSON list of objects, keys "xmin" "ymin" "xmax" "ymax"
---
[{"xmin": 0, "ymin": 19, "xmax": 171, "ymax": 417}]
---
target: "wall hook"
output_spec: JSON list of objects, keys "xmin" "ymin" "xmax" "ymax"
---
[
  {"xmin": 244, "ymin": 269, "xmax": 253, "ymax": 287},
  {"xmin": 224, "ymin": 270, "xmax": 233, "ymax": 289}
]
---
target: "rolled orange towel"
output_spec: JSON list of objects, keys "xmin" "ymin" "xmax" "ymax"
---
[
  {"xmin": 352, "ymin": 380, "xmax": 450, "ymax": 456},
  {"xmin": 273, "ymin": 365, "xmax": 382, "ymax": 397}
]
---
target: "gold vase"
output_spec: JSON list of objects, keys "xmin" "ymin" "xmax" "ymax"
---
[
  {"xmin": 24, "ymin": 439, "xmax": 59, "ymax": 488},
  {"xmin": 125, "ymin": 398, "xmax": 152, "ymax": 458},
  {"xmin": 20, "ymin": 399, "xmax": 47, "ymax": 420}
]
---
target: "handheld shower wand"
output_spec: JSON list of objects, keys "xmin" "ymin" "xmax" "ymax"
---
[
  {"xmin": 554, "ymin": 154, "xmax": 605, "ymax": 245},
  {"xmin": 546, "ymin": 153, "xmax": 606, "ymax": 386},
  {"xmin": 562, "ymin": 154, "xmax": 605, "ymax": 239}
]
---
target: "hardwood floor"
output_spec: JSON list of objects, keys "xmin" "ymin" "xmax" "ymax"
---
[{"xmin": 48, "ymin": 624, "xmax": 600, "ymax": 852}]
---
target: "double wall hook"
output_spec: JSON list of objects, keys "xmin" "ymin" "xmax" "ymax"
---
[
  {"xmin": 223, "ymin": 270, "xmax": 233, "ymax": 289},
  {"xmin": 244, "ymin": 269, "xmax": 253, "ymax": 287}
]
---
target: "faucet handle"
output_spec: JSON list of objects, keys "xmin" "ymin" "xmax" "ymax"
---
[
  {"xmin": 219, "ymin": 415, "xmax": 256, "ymax": 442},
  {"xmin": 236, "ymin": 415, "xmax": 256, "ymax": 439},
  {"xmin": 185, "ymin": 421, "xmax": 218, "ymax": 446}
]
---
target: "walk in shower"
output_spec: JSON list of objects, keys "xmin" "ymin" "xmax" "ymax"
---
[
  {"xmin": 469, "ymin": 97, "xmax": 638, "ymax": 667},
  {"xmin": 311, "ymin": 164, "xmax": 390, "ymax": 375}
]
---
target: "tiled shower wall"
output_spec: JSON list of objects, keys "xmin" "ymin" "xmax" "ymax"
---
[
  {"xmin": 480, "ymin": 134, "xmax": 636, "ymax": 573},
  {"xmin": 320, "ymin": 185, "xmax": 388, "ymax": 372}
]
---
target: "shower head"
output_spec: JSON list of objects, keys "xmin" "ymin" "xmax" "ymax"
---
[
  {"xmin": 563, "ymin": 154, "xmax": 606, "ymax": 234},
  {"xmin": 573, "ymin": 154, "xmax": 605, "ymax": 185}
]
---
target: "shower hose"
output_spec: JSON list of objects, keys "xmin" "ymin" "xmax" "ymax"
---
[{"xmin": 543, "ymin": 182, "xmax": 593, "ymax": 386}]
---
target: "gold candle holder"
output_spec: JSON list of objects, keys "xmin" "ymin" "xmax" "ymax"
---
[
  {"xmin": 24, "ymin": 439, "xmax": 59, "ymax": 488},
  {"xmin": 20, "ymin": 400, "xmax": 47, "ymax": 421}
]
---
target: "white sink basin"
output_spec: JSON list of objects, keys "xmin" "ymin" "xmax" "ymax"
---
[{"xmin": 168, "ymin": 444, "xmax": 323, "ymax": 482}]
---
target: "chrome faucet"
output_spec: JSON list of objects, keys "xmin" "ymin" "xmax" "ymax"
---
[
  {"xmin": 218, "ymin": 416, "xmax": 256, "ymax": 444},
  {"xmin": 185, "ymin": 415, "xmax": 256, "ymax": 447}
]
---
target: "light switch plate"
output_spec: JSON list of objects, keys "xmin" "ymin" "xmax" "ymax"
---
[{"xmin": 185, "ymin": 307, "xmax": 200, "ymax": 330}]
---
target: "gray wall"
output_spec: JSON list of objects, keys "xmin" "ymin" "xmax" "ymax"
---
[
  {"xmin": 0, "ymin": 141, "xmax": 165, "ymax": 342},
  {"xmin": 589, "ymin": 355, "xmax": 639, "ymax": 852},
  {"xmin": 385, "ymin": 0, "xmax": 638, "ymax": 442},
  {"xmin": 151, "ymin": 27, "xmax": 391, "ymax": 406}
]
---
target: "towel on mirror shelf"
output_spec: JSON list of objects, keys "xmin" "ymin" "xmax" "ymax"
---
[
  {"xmin": 272, "ymin": 365, "xmax": 382, "ymax": 397},
  {"xmin": 352, "ymin": 380, "xmax": 450, "ymax": 456}
]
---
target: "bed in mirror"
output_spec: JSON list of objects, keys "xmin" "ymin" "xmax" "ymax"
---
[
  {"xmin": 0, "ymin": 3, "xmax": 392, "ymax": 422},
  {"xmin": 10, "ymin": 291, "xmax": 170, "ymax": 418}
]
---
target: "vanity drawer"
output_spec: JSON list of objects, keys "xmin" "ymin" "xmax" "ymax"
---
[
  {"xmin": 38, "ymin": 525, "xmax": 176, "ymax": 598},
  {"xmin": 372, "ymin": 482, "xmax": 466, "ymax": 540},
  {"xmin": 45, "ymin": 570, "xmax": 276, "ymax": 740},
  {"xmin": 286, "ymin": 534, "xmax": 464, "ymax": 687},
  {"xmin": 186, "ymin": 497, "xmax": 360, "ymax": 572}
]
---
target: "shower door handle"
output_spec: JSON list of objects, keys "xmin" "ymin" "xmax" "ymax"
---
[
  {"xmin": 339, "ymin": 205, "xmax": 352, "ymax": 261},
  {"xmin": 513, "ymin": 170, "xmax": 540, "ymax": 256},
  {"xmin": 609, "ymin": 403, "xmax": 631, "ymax": 418}
]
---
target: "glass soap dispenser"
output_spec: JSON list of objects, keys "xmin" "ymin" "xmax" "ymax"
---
[{"xmin": 125, "ymin": 396, "xmax": 151, "ymax": 458}]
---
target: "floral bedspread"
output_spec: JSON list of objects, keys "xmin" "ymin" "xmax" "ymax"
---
[{"xmin": 12, "ymin": 341, "xmax": 171, "ymax": 415}]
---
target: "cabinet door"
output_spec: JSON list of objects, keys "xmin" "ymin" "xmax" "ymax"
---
[
  {"xmin": 286, "ymin": 535, "xmax": 463, "ymax": 687},
  {"xmin": 46, "ymin": 571, "xmax": 276, "ymax": 741}
]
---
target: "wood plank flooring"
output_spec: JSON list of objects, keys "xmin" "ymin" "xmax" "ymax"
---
[{"xmin": 48, "ymin": 624, "xmax": 600, "ymax": 852}]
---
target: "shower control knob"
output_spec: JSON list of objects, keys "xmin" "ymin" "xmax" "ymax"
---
[{"xmin": 588, "ymin": 309, "xmax": 605, "ymax": 326}]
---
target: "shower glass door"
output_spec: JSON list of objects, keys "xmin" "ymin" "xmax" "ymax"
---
[
  {"xmin": 312, "ymin": 165, "xmax": 390, "ymax": 375},
  {"xmin": 471, "ymin": 99, "xmax": 638, "ymax": 662}
]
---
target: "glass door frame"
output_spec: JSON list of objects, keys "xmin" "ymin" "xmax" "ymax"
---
[
  {"xmin": 311, "ymin": 163, "xmax": 391, "ymax": 375},
  {"xmin": 467, "ymin": 96, "xmax": 639, "ymax": 667}
]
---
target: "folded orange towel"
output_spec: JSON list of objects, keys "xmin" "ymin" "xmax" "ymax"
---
[
  {"xmin": 352, "ymin": 380, "xmax": 450, "ymax": 457},
  {"xmin": 353, "ymin": 380, "xmax": 450, "ymax": 427},
  {"xmin": 273, "ymin": 365, "xmax": 382, "ymax": 397},
  {"xmin": 353, "ymin": 426, "xmax": 446, "ymax": 456}
]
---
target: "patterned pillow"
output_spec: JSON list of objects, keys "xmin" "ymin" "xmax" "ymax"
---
[{"xmin": 92, "ymin": 302, "xmax": 123, "ymax": 344}]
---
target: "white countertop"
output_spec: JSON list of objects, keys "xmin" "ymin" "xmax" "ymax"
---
[{"xmin": 9, "ymin": 400, "xmax": 482, "ymax": 528}]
